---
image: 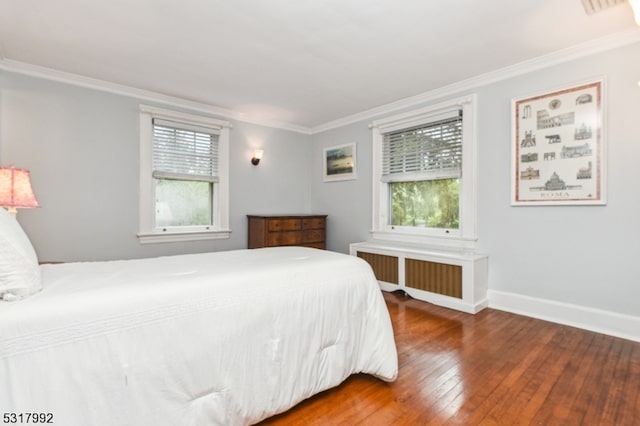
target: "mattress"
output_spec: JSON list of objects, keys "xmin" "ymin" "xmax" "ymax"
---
[{"xmin": 0, "ymin": 247, "xmax": 398, "ymax": 425}]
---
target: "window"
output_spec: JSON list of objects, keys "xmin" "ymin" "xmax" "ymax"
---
[
  {"xmin": 371, "ymin": 95, "xmax": 477, "ymax": 249},
  {"xmin": 138, "ymin": 105, "xmax": 231, "ymax": 243}
]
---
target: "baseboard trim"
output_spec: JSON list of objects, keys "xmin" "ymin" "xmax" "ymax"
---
[{"xmin": 488, "ymin": 290, "xmax": 640, "ymax": 343}]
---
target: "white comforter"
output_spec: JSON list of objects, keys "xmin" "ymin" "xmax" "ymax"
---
[{"xmin": 0, "ymin": 247, "xmax": 397, "ymax": 425}]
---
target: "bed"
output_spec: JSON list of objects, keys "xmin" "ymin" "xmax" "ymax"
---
[{"xmin": 0, "ymin": 213, "xmax": 398, "ymax": 426}]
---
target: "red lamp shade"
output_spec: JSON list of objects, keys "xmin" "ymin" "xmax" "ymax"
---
[{"xmin": 0, "ymin": 166, "xmax": 40, "ymax": 217}]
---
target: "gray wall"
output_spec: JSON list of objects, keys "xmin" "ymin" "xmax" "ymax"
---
[
  {"xmin": 311, "ymin": 42, "xmax": 640, "ymax": 318},
  {"xmin": 1, "ymin": 41, "xmax": 639, "ymax": 320},
  {"xmin": 0, "ymin": 71, "xmax": 312, "ymax": 262}
]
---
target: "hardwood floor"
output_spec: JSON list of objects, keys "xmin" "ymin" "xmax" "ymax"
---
[{"xmin": 260, "ymin": 291, "xmax": 640, "ymax": 425}]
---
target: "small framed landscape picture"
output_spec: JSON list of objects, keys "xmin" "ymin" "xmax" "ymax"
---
[{"xmin": 323, "ymin": 142, "xmax": 357, "ymax": 182}]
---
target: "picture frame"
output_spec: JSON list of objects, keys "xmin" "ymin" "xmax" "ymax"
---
[
  {"xmin": 323, "ymin": 142, "xmax": 357, "ymax": 182},
  {"xmin": 511, "ymin": 80, "xmax": 605, "ymax": 205}
]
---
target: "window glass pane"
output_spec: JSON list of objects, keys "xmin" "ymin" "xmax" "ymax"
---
[
  {"xmin": 155, "ymin": 179, "xmax": 212, "ymax": 227},
  {"xmin": 390, "ymin": 178, "xmax": 459, "ymax": 229}
]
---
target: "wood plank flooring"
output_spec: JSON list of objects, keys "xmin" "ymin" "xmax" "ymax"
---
[{"xmin": 259, "ymin": 291, "xmax": 640, "ymax": 425}]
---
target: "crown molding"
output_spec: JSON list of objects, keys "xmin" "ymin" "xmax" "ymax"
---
[
  {"xmin": 0, "ymin": 59, "xmax": 313, "ymax": 135},
  {"xmin": 311, "ymin": 28, "xmax": 640, "ymax": 134},
  {"xmin": 2, "ymin": 28, "xmax": 639, "ymax": 136}
]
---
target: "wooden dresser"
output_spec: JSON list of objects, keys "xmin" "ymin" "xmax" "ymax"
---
[{"xmin": 247, "ymin": 214, "xmax": 327, "ymax": 249}]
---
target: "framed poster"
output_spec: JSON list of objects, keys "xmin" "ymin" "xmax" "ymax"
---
[
  {"xmin": 511, "ymin": 80, "xmax": 605, "ymax": 205},
  {"xmin": 323, "ymin": 143, "xmax": 357, "ymax": 182}
]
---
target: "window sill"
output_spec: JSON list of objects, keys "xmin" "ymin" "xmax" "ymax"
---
[
  {"xmin": 137, "ymin": 229, "xmax": 231, "ymax": 244},
  {"xmin": 370, "ymin": 230, "xmax": 477, "ymax": 251}
]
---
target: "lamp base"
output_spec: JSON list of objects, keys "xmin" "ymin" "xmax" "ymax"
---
[{"xmin": 5, "ymin": 206, "xmax": 17, "ymax": 218}]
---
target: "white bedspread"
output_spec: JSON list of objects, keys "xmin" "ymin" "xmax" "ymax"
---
[{"xmin": 0, "ymin": 247, "xmax": 397, "ymax": 425}]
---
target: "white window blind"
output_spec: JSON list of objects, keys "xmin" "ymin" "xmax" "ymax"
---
[
  {"xmin": 152, "ymin": 118, "xmax": 220, "ymax": 182},
  {"xmin": 381, "ymin": 110, "xmax": 463, "ymax": 183}
]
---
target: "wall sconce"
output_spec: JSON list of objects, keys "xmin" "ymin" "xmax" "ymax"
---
[
  {"xmin": 0, "ymin": 165, "xmax": 40, "ymax": 218},
  {"xmin": 251, "ymin": 149, "xmax": 264, "ymax": 166}
]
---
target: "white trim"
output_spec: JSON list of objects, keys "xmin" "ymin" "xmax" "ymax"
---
[
  {"xmin": 139, "ymin": 111, "xmax": 154, "ymax": 236},
  {"xmin": 215, "ymin": 126, "xmax": 230, "ymax": 233},
  {"xmin": 371, "ymin": 94, "xmax": 478, "ymax": 250},
  {"xmin": 140, "ymin": 104, "xmax": 232, "ymax": 130},
  {"xmin": 312, "ymin": 28, "xmax": 640, "ymax": 134},
  {"xmin": 138, "ymin": 105, "xmax": 231, "ymax": 243},
  {"xmin": 369, "ymin": 98, "xmax": 466, "ymax": 131},
  {"xmin": 1, "ymin": 30, "xmax": 638, "ymax": 135},
  {"xmin": 369, "ymin": 230, "xmax": 478, "ymax": 250},
  {"xmin": 137, "ymin": 229, "xmax": 231, "ymax": 244},
  {"xmin": 0, "ymin": 59, "xmax": 311, "ymax": 135},
  {"xmin": 488, "ymin": 289, "xmax": 640, "ymax": 343}
]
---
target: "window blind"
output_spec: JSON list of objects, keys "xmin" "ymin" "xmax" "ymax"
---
[
  {"xmin": 152, "ymin": 118, "xmax": 220, "ymax": 183},
  {"xmin": 381, "ymin": 111, "xmax": 462, "ymax": 183}
]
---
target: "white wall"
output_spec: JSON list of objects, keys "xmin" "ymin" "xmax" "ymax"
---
[
  {"xmin": 311, "ymin": 42, "xmax": 640, "ymax": 324},
  {"xmin": 0, "ymin": 71, "xmax": 313, "ymax": 262}
]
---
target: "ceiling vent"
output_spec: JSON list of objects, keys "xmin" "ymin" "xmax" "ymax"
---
[{"xmin": 581, "ymin": 0, "xmax": 627, "ymax": 14}]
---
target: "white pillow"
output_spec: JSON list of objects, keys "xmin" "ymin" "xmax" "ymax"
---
[{"xmin": 0, "ymin": 207, "xmax": 42, "ymax": 301}]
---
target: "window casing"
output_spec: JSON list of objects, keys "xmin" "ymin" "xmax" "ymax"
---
[
  {"xmin": 371, "ymin": 95, "xmax": 478, "ymax": 249},
  {"xmin": 138, "ymin": 105, "xmax": 231, "ymax": 243}
]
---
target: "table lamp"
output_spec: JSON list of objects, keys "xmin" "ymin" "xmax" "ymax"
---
[{"xmin": 0, "ymin": 166, "xmax": 40, "ymax": 218}]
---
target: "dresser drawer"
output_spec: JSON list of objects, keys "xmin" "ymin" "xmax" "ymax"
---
[
  {"xmin": 267, "ymin": 231, "xmax": 302, "ymax": 246},
  {"xmin": 302, "ymin": 217, "xmax": 325, "ymax": 230},
  {"xmin": 302, "ymin": 229, "xmax": 324, "ymax": 243},
  {"xmin": 305, "ymin": 242, "xmax": 326, "ymax": 250},
  {"xmin": 268, "ymin": 218, "xmax": 301, "ymax": 232}
]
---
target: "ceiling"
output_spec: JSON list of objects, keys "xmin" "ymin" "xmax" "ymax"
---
[{"xmin": 0, "ymin": 0, "xmax": 638, "ymax": 131}]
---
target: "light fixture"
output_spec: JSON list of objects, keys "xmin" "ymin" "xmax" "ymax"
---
[
  {"xmin": 0, "ymin": 165, "xmax": 40, "ymax": 218},
  {"xmin": 251, "ymin": 149, "xmax": 264, "ymax": 166},
  {"xmin": 630, "ymin": 0, "xmax": 640, "ymax": 25}
]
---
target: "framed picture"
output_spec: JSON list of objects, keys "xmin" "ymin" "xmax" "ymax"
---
[
  {"xmin": 511, "ymin": 80, "xmax": 605, "ymax": 205},
  {"xmin": 323, "ymin": 142, "xmax": 357, "ymax": 182}
]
